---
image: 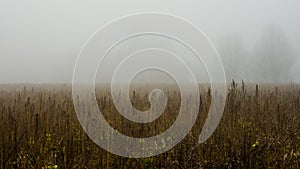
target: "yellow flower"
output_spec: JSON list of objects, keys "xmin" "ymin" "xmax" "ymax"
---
[{"xmin": 252, "ymin": 140, "xmax": 259, "ymax": 147}]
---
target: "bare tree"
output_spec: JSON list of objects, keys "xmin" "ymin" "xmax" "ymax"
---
[
  {"xmin": 255, "ymin": 24, "xmax": 295, "ymax": 83},
  {"xmin": 218, "ymin": 34, "xmax": 245, "ymax": 82}
]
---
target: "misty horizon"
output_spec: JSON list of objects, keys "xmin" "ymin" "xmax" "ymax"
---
[{"xmin": 1, "ymin": 1, "xmax": 299, "ymax": 84}]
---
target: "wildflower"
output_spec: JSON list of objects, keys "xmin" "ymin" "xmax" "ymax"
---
[{"xmin": 252, "ymin": 140, "xmax": 259, "ymax": 147}]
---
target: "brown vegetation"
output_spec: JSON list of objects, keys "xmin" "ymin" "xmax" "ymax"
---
[{"xmin": 0, "ymin": 82, "xmax": 299, "ymax": 168}]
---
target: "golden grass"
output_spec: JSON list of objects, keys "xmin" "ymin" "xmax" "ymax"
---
[{"xmin": 0, "ymin": 82, "xmax": 299, "ymax": 168}]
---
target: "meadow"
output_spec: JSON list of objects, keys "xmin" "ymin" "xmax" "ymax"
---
[{"xmin": 0, "ymin": 82, "xmax": 299, "ymax": 168}]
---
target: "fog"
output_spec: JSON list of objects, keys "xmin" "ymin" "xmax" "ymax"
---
[{"xmin": 0, "ymin": 1, "xmax": 299, "ymax": 84}]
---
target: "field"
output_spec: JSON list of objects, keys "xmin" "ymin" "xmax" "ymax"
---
[{"xmin": 0, "ymin": 82, "xmax": 299, "ymax": 168}]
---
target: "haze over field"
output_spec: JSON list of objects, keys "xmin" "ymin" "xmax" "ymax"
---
[{"xmin": 0, "ymin": 1, "xmax": 299, "ymax": 83}]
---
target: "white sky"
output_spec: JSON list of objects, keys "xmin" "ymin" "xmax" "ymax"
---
[{"xmin": 0, "ymin": 1, "xmax": 299, "ymax": 83}]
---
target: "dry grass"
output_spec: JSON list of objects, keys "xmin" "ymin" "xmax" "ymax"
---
[{"xmin": 0, "ymin": 82, "xmax": 299, "ymax": 168}]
